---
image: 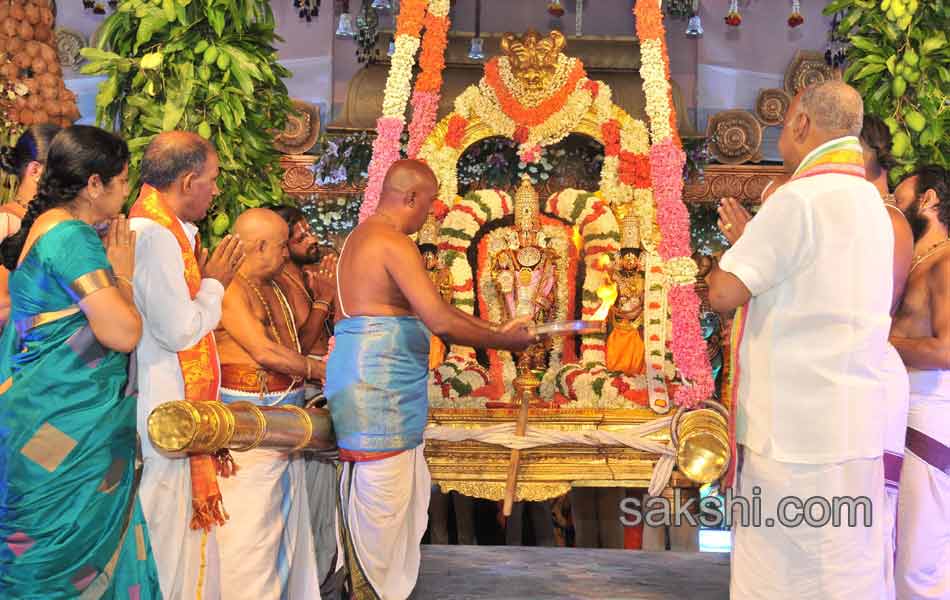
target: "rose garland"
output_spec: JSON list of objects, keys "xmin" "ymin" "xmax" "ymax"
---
[
  {"xmin": 407, "ymin": 0, "xmax": 451, "ymax": 158},
  {"xmin": 634, "ymin": 0, "xmax": 714, "ymax": 409},
  {"xmin": 360, "ymin": 0, "xmax": 429, "ymax": 222}
]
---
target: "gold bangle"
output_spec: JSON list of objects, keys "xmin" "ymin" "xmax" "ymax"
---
[
  {"xmin": 312, "ymin": 300, "xmax": 331, "ymax": 311},
  {"xmin": 115, "ymin": 276, "xmax": 133, "ymax": 287}
]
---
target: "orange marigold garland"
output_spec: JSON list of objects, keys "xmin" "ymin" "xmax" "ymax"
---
[{"xmin": 407, "ymin": 0, "xmax": 452, "ymax": 158}]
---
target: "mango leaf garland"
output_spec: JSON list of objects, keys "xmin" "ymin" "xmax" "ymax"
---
[{"xmin": 82, "ymin": 0, "xmax": 293, "ymax": 244}]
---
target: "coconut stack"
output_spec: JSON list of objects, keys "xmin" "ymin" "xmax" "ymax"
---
[{"xmin": 0, "ymin": 0, "xmax": 80, "ymax": 128}]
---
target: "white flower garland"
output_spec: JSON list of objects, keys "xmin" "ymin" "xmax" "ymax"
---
[{"xmin": 382, "ymin": 36, "xmax": 423, "ymax": 119}]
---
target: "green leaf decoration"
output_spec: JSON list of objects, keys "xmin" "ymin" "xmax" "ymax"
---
[
  {"xmin": 90, "ymin": 0, "xmax": 292, "ymax": 244},
  {"xmin": 839, "ymin": 1, "xmax": 950, "ymax": 183}
]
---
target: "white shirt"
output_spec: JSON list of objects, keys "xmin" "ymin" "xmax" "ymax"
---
[
  {"xmin": 720, "ymin": 161, "xmax": 893, "ymax": 464},
  {"xmin": 131, "ymin": 216, "xmax": 225, "ymax": 455},
  {"xmin": 130, "ymin": 216, "xmax": 225, "ymax": 600}
]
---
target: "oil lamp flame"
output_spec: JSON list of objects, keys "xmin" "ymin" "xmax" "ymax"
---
[{"xmin": 592, "ymin": 283, "xmax": 618, "ymax": 321}]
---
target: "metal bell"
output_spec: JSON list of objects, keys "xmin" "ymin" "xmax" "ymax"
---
[
  {"xmin": 468, "ymin": 37, "xmax": 485, "ymax": 61},
  {"xmin": 685, "ymin": 15, "xmax": 704, "ymax": 38},
  {"xmin": 335, "ymin": 13, "xmax": 356, "ymax": 38}
]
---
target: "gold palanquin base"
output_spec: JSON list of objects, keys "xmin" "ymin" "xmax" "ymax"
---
[{"xmin": 425, "ymin": 407, "xmax": 698, "ymax": 502}]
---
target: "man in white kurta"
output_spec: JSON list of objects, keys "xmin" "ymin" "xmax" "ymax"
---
[
  {"xmin": 711, "ymin": 81, "xmax": 892, "ymax": 599},
  {"xmin": 131, "ymin": 132, "xmax": 241, "ymax": 600},
  {"xmin": 889, "ymin": 165, "xmax": 950, "ymax": 600}
]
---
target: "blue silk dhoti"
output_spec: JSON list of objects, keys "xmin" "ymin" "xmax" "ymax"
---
[{"xmin": 325, "ymin": 317, "xmax": 431, "ymax": 600}]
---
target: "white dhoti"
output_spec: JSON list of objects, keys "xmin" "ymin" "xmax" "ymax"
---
[
  {"xmin": 882, "ymin": 344, "xmax": 910, "ymax": 600},
  {"xmin": 139, "ymin": 453, "xmax": 222, "ymax": 600},
  {"xmin": 731, "ymin": 447, "xmax": 886, "ymax": 600},
  {"xmin": 896, "ymin": 370, "xmax": 950, "ymax": 600},
  {"xmin": 217, "ymin": 387, "xmax": 321, "ymax": 600},
  {"xmin": 338, "ymin": 444, "xmax": 431, "ymax": 600}
]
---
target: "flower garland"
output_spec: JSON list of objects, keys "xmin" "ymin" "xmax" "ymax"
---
[
  {"xmin": 634, "ymin": 0, "xmax": 714, "ymax": 409},
  {"xmin": 407, "ymin": 0, "xmax": 451, "ymax": 158},
  {"xmin": 421, "ymin": 62, "xmax": 654, "ymax": 226},
  {"xmin": 544, "ymin": 190, "xmax": 619, "ymax": 365},
  {"xmin": 429, "ymin": 188, "xmax": 622, "ymax": 408},
  {"xmin": 360, "ymin": 0, "xmax": 429, "ymax": 222}
]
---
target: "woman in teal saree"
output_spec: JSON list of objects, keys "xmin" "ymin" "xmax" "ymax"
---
[{"xmin": 0, "ymin": 126, "xmax": 161, "ymax": 598}]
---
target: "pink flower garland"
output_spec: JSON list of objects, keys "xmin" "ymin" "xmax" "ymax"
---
[
  {"xmin": 650, "ymin": 140, "xmax": 691, "ymax": 259},
  {"xmin": 635, "ymin": 3, "xmax": 714, "ymax": 409},
  {"xmin": 668, "ymin": 286, "xmax": 713, "ymax": 406},
  {"xmin": 360, "ymin": 116, "xmax": 404, "ymax": 222},
  {"xmin": 407, "ymin": 90, "xmax": 441, "ymax": 158}
]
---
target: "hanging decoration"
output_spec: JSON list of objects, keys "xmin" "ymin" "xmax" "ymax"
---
[
  {"xmin": 360, "ymin": 0, "xmax": 430, "ymax": 221},
  {"xmin": 294, "ymin": 0, "xmax": 321, "ymax": 21},
  {"xmin": 823, "ymin": 11, "xmax": 847, "ymax": 68},
  {"xmin": 547, "ymin": 0, "xmax": 564, "ymax": 18},
  {"xmin": 407, "ymin": 0, "xmax": 452, "ymax": 158},
  {"xmin": 724, "ymin": 0, "xmax": 741, "ymax": 26},
  {"xmin": 633, "ymin": 0, "xmax": 714, "ymax": 408},
  {"xmin": 468, "ymin": 0, "xmax": 485, "ymax": 60},
  {"xmin": 788, "ymin": 0, "xmax": 804, "ymax": 27},
  {"xmin": 82, "ymin": 0, "xmax": 116, "ymax": 14},
  {"xmin": 355, "ymin": 0, "xmax": 381, "ymax": 63},
  {"xmin": 336, "ymin": 0, "xmax": 357, "ymax": 38},
  {"xmin": 664, "ymin": 0, "xmax": 694, "ymax": 19}
]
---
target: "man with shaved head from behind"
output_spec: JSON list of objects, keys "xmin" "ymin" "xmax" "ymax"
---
[
  {"xmin": 130, "ymin": 131, "xmax": 245, "ymax": 599},
  {"xmin": 214, "ymin": 207, "xmax": 326, "ymax": 600},
  {"xmin": 326, "ymin": 160, "xmax": 536, "ymax": 599},
  {"xmin": 709, "ymin": 81, "xmax": 895, "ymax": 599}
]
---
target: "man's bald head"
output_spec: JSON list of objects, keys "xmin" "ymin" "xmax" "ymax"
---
[
  {"xmin": 798, "ymin": 80, "xmax": 864, "ymax": 137},
  {"xmin": 233, "ymin": 207, "xmax": 289, "ymax": 241},
  {"xmin": 141, "ymin": 131, "xmax": 216, "ymax": 191},
  {"xmin": 374, "ymin": 160, "xmax": 439, "ymax": 234},
  {"xmin": 234, "ymin": 208, "xmax": 290, "ymax": 279},
  {"xmin": 380, "ymin": 160, "xmax": 438, "ymax": 204}
]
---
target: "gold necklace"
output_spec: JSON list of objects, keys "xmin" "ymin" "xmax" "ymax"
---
[
  {"xmin": 239, "ymin": 274, "xmax": 301, "ymax": 352},
  {"xmin": 910, "ymin": 239, "xmax": 950, "ymax": 272}
]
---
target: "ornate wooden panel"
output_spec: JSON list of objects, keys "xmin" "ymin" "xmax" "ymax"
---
[{"xmin": 683, "ymin": 164, "xmax": 785, "ymax": 204}]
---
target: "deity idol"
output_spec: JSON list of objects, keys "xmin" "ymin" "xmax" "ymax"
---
[
  {"xmin": 605, "ymin": 211, "xmax": 646, "ymax": 375},
  {"xmin": 489, "ymin": 176, "xmax": 558, "ymax": 370},
  {"xmin": 419, "ymin": 212, "xmax": 453, "ymax": 368}
]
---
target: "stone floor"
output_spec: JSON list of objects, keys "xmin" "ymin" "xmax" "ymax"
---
[{"xmin": 412, "ymin": 545, "xmax": 730, "ymax": 599}]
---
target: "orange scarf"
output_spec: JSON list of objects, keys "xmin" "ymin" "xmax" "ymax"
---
[{"xmin": 130, "ymin": 184, "xmax": 232, "ymax": 531}]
